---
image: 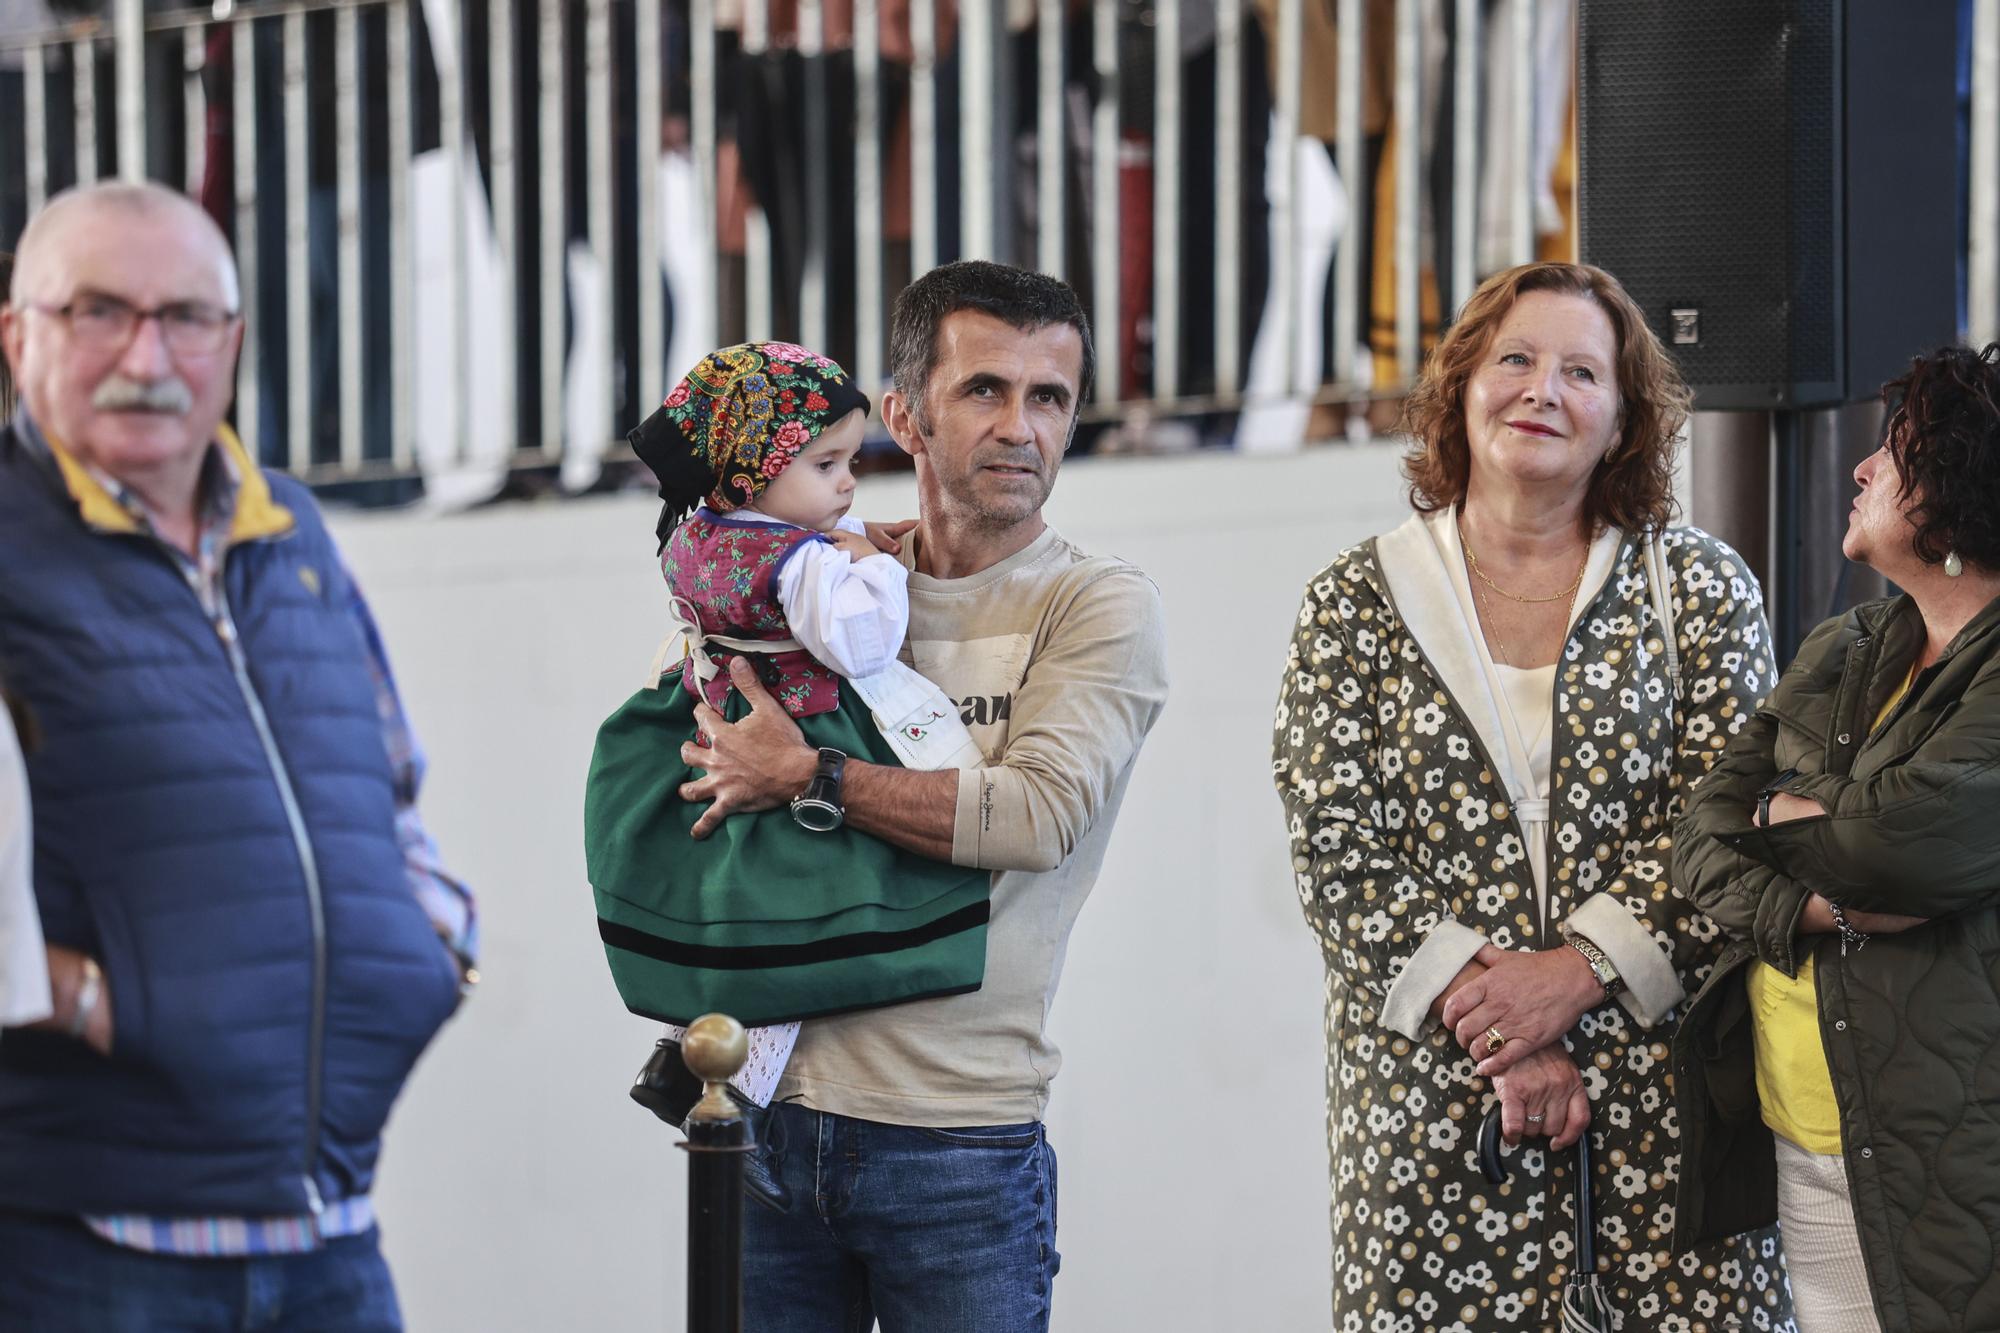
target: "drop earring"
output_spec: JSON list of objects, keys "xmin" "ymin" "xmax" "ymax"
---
[{"xmin": 1946, "ymin": 550, "xmax": 1965, "ymax": 578}]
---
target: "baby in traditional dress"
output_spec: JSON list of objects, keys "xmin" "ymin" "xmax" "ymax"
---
[{"xmin": 584, "ymin": 342, "xmax": 988, "ymax": 1143}]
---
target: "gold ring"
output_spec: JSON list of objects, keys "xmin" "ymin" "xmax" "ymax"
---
[{"xmin": 1483, "ymin": 1025, "xmax": 1506, "ymax": 1055}]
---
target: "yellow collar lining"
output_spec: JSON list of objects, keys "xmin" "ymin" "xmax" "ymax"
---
[{"xmin": 42, "ymin": 422, "xmax": 294, "ymax": 545}]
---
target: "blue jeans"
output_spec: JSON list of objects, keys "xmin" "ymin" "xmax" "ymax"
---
[
  {"xmin": 743, "ymin": 1102, "xmax": 1061, "ymax": 1333},
  {"xmin": 0, "ymin": 1212, "xmax": 402, "ymax": 1332}
]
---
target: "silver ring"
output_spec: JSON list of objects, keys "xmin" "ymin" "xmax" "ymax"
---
[{"xmin": 1525, "ymin": 1114, "xmax": 1546, "ymax": 1123}]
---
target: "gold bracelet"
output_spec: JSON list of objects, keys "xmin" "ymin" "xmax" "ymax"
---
[{"xmin": 1564, "ymin": 931, "xmax": 1624, "ymax": 1000}]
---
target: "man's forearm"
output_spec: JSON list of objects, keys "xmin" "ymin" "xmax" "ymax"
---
[{"xmin": 842, "ymin": 760, "xmax": 960, "ymax": 862}]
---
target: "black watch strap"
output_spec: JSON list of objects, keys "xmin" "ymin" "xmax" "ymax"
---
[
  {"xmin": 1756, "ymin": 768, "xmax": 1801, "ymax": 826},
  {"xmin": 790, "ymin": 747, "xmax": 848, "ymax": 832}
]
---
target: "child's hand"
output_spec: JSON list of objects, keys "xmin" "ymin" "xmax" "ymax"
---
[
  {"xmin": 863, "ymin": 518, "xmax": 917, "ymax": 554},
  {"xmin": 828, "ymin": 528, "xmax": 884, "ymax": 561}
]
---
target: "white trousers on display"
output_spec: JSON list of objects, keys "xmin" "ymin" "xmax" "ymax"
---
[{"xmin": 1238, "ymin": 115, "xmax": 1349, "ymax": 453}]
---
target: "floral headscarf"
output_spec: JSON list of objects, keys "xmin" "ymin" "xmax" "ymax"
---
[{"xmin": 627, "ymin": 341, "xmax": 870, "ymax": 549}]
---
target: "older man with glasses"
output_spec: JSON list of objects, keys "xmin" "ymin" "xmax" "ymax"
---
[{"xmin": 0, "ymin": 182, "xmax": 477, "ymax": 1331}]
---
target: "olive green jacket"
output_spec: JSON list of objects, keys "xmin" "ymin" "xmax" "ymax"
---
[{"xmin": 1672, "ymin": 591, "xmax": 2000, "ymax": 1333}]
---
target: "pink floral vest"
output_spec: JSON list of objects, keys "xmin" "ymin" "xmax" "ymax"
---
[{"xmin": 660, "ymin": 510, "xmax": 843, "ymax": 719}]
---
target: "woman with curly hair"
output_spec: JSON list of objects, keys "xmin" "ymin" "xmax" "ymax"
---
[
  {"xmin": 1273, "ymin": 261, "xmax": 1793, "ymax": 1329},
  {"xmin": 1673, "ymin": 343, "xmax": 2000, "ymax": 1333}
]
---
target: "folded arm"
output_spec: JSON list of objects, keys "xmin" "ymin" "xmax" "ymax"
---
[
  {"xmin": 1674, "ymin": 692, "xmax": 1819, "ymax": 976},
  {"xmin": 1727, "ymin": 673, "xmax": 2000, "ymax": 917}
]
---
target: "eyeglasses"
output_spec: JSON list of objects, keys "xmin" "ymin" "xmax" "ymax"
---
[{"xmin": 26, "ymin": 294, "xmax": 239, "ymax": 356}]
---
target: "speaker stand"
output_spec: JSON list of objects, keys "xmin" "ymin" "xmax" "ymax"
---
[
  {"xmin": 1772, "ymin": 412, "xmax": 1809, "ymax": 661},
  {"xmin": 1689, "ymin": 404, "xmax": 1892, "ymax": 664}
]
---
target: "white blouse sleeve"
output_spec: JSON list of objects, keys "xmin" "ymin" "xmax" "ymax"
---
[{"xmin": 772, "ymin": 520, "xmax": 911, "ymax": 679}]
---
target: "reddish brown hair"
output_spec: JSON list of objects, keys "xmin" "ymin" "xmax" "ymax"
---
[{"xmin": 1401, "ymin": 262, "xmax": 1691, "ymax": 534}]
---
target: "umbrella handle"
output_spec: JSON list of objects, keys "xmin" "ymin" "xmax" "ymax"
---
[
  {"xmin": 1476, "ymin": 1106, "xmax": 1509, "ymax": 1183},
  {"xmin": 1479, "ymin": 1107, "xmax": 1600, "ymax": 1274},
  {"xmin": 1573, "ymin": 1132, "xmax": 1597, "ymax": 1273},
  {"xmin": 1477, "ymin": 1107, "xmax": 1601, "ymax": 1268}
]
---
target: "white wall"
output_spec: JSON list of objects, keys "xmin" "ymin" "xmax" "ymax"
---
[{"xmin": 329, "ymin": 442, "xmax": 1417, "ymax": 1332}]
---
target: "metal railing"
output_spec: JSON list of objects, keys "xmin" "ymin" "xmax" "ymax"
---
[{"xmin": 2, "ymin": 0, "xmax": 1997, "ymax": 493}]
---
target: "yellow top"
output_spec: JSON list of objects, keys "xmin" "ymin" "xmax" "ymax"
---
[{"xmin": 1747, "ymin": 667, "xmax": 1915, "ymax": 1154}]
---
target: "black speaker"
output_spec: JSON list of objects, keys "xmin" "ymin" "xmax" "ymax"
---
[{"xmin": 1578, "ymin": 1, "xmax": 1958, "ymax": 410}]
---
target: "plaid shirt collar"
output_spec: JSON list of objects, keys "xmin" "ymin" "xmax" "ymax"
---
[
  {"xmin": 85, "ymin": 442, "xmax": 238, "ymax": 589},
  {"xmin": 11, "ymin": 406, "xmax": 287, "ymax": 597}
]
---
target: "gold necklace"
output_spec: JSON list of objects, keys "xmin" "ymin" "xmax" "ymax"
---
[
  {"xmin": 1460, "ymin": 524, "xmax": 1589, "ymax": 605},
  {"xmin": 1468, "ymin": 577, "xmax": 1517, "ymax": 666}
]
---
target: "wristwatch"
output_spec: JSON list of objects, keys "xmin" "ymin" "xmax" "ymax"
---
[
  {"xmin": 1755, "ymin": 768, "xmax": 1801, "ymax": 826},
  {"xmin": 790, "ymin": 747, "xmax": 848, "ymax": 833},
  {"xmin": 1563, "ymin": 929, "xmax": 1626, "ymax": 1001}
]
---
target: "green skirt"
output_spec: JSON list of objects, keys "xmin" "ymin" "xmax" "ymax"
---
[{"xmin": 583, "ymin": 677, "xmax": 990, "ymax": 1027}]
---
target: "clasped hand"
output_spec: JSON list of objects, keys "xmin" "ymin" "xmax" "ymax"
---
[
  {"xmin": 1441, "ymin": 942, "xmax": 1602, "ymax": 1078},
  {"xmin": 1439, "ymin": 943, "xmax": 1599, "ymax": 1148},
  {"xmin": 1490, "ymin": 1044, "xmax": 1591, "ymax": 1149}
]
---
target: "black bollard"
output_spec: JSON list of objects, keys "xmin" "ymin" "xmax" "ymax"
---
[{"xmin": 678, "ymin": 1015, "xmax": 753, "ymax": 1333}]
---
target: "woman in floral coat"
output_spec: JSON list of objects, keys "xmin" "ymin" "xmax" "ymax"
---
[{"xmin": 1273, "ymin": 262, "xmax": 1793, "ymax": 1331}]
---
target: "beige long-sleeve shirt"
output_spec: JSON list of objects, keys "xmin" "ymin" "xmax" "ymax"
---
[{"xmin": 775, "ymin": 526, "xmax": 1169, "ymax": 1126}]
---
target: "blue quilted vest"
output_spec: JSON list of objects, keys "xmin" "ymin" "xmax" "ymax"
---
[{"xmin": 0, "ymin": 421, "xmax": 461, "ymax": 1219}]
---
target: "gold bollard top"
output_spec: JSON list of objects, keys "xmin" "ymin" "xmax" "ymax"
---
[{"xmin": 682, "ymin": 1013, "xmax": 748, "ymax": 1123}]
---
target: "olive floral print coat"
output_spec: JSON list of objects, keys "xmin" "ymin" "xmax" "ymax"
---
[{"xmin": 1273, "ymin": 511, "xmax": 1793, "ymax": 1332}]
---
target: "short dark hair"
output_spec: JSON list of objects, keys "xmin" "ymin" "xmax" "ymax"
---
[
  {"xmin": 1881, "ymin": 342, "xmax": 2000, "ymax": 572},
  {"xmin": 887, "ymin": 260, "xmax": 1095, "ymax": 428}
]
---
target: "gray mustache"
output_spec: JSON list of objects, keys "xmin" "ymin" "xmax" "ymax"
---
[{"xmin": 93, "ymin": 376, "xmax": 193, "ymax": 414}]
